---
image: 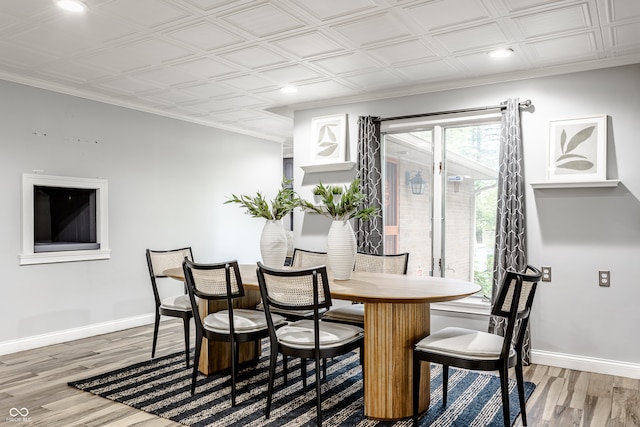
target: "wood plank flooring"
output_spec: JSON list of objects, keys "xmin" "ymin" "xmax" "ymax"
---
[{"xmin": 1, "ymin": 320, "xmax": 638, "ymax": 426}]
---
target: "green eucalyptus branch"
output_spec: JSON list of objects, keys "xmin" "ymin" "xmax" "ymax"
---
[
  {"xmin": 225, "ymin": 179, "xmax": 300, "ymax": 220},
  {"xmin": 301, "ymin": 179, "xmax": 378, "ymax": 221}
]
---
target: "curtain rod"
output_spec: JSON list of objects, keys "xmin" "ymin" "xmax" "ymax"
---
[{"xmin": 374, "ymin": 99, "xmax": 532, "ymax": 122}]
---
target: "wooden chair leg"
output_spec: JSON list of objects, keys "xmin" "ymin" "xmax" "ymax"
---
[
  {"xmin": 182, "ymin": 315, "xmax": 190, "ymax": 368},
  {"xmin": 515, "ymin": 362, "xmax": 528, "ymax": 426},
  {"xmin": 151, "ymin": 311, "xmax": 160, "ymax": 358},
  {"xmin": 315, "ymin": 354, "xmax": 322, "ymax": 426},
  {"xmin": 499, "ymin": 366, "xmax": 511, "ymax": 427},
  {"xmin": 191, "ymin": 334, "xmax": 202, "ymax": 395},
  {"xmin": 443, "ymin": 365, "xmax": 449, "ymax": 406},
  {"xmin": 301, "ymin": 358, "xmax": 307, "ymax": 389},
  {"xmin": 412, "ymin": 354, "xmax": 421, "ymax": 427},
  {"xmin": 230, "ymin": 338, "xmax": 237, "ymax": 407},
  {"xmin": 265, "ymin": 348, "xmax": 278, "ymax": 419}
]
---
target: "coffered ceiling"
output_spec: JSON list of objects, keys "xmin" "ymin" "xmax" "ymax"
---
[{"xmin": 1, "ymin": 0, "xmax": 639, "ymax": 157}]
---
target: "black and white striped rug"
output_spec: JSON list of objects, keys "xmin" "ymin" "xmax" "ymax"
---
[{"xmin": 68, "ymin": 343, "xmax": 535, "ymax": 426}]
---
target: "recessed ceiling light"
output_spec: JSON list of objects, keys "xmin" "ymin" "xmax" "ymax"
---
[
  {"xmin": 488, "ymin": 48, "xmax": 514, "ymax": 58},
  {"xmin": 55, "ymin": 0, "xmax": 88, "ymax": 13},
  {"xmin": 281, "ymin": 86, "xmax": 297, "ymax": 94}
]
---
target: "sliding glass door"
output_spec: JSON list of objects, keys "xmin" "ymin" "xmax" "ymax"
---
[{"xmin": 381, "ymin": 114, "xmax": 500, "ymax": 298}]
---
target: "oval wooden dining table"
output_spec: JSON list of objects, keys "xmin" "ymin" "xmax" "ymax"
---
[{"xmin": 164, "ymin": 263, "xmax": 480, "ymax": 421}]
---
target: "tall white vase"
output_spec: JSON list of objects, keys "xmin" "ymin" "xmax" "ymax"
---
[
  {"xmin": 260, "ymin": 219, "xmax": 287, "ymax": 267},
  {"xmin": 327, "ymin": 219, "xmax": 357, "ymax": 280}
]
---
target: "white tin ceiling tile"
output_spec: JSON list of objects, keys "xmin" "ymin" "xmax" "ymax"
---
[
  {"xmin": 455, "ymin": 49, "xmax": 531, "ymax": 73},
  {"xmin": 606, "ymin": 0, "xmax": 640, "ymax": 22},
  {"xmin": 34, "ymin": 61, "xmax": 112, "ymax": 84},
  {"xmin": 0, "ymin": 11, "xmax": 23, "ymax": 33},
  {"xmin": 171, "ymin": 57, "xmax": 240, "ymax": 79},
  {"xmin": 179, "ymin": 82, "xmax": 235, "ymax": 99},
  {"xmin": 0, "ymin": 0, "xmax": 55, "ymax": 19},
  {"xmin": 331, "ymin": 13, "xmax": 412, "ymax": 47},
  {"xmin": 366, "ymin": 39, "xmax": 436, "ymax": 65},
  {"xmin": 77, "ymin": 38, "xmax": 194, "ymax": 73},
  {"xmin": 140, "ymin": 89, "xmax": 199, "ymax": 105},
  {"xmin": 394, "ymin": 59, "xmax": 460, "ymax": 81},
  {"xmin": 165, "ymin": 20, "xmax": 246, "ymax": 51},
  {"xmin": 131, "ymin": 67, "xmax": 198, "ymax": 87},
  {"xmin": 293, "ymin": 79, "xmax": 355, "ymax": 99},
  {"xmin": 402, "ymin": 0, "xmax": 493, "ymax": 32},
  {"xmin": 0, "ymin": 40, "xmax": 57, "ymax": 69},
  {"xmin": 180, "ymin": 0, "xmax": 234, "ymax": 12},
  {"xmin": 501, "ymin": 0, "xmax": 566, "ymax": 13},
  {"xmin": 220, "ymin": 74, "xmax": 279, "ymax": 91},
  {"xmin": 260, "ymin": 64, "xmax": 325, "ymax": 84},
  {"xmin": 218, "ymin": 45, "xmax": 289, "ymax": 69},
  {"xmin": 433, "ymin": 23, "xmax": 509, "ymax": 53},
  {"xmin": 609, "ymin": 21, "xmax": 640, "ymax": 48},
  {"xmin": 513, "ymin": 4, "xmax": 593, "ymax": 39},
  {"xmin": 215, "ymin": 94, "xmax": 268, "ymax": 108},
  {"xmin": 8, "ymin": 21, "xmax": 102, "ymax": 57},
  {"xmin": 342, "ymin": 69, "xmax": 406, "ymax": 89},
  {"xmin": 221, "ymin": 3, "xmax": 306, "ymax": 38},
  {"xmin": 527, "ymin": 32, "xmax": 599, "ymax": 62},
  {"xmin": 96, "ymin": 77, "xmax": 161, "ymax": 96},
  {"xmin": 289, "ymin": 0, "xmax": 377, "ymax": 22},
  {"xmin": 272, "ymin": 31, "xmax": 346, "ymax": 58},
  {"xmin": 309, "ymin": 52, "xmax": 380, "ymax": 75},
  {"xmin": 98, "ymin": 0, "xmax": 190, "ymax": 29}
]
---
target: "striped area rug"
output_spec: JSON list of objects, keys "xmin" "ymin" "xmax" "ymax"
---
[{"xmin": 68, "ymin": 343, "xmax": 535, "ymax": 427}]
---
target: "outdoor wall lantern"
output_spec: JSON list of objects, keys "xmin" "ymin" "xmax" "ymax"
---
[{"xmin": 406, "ymin": 170, "xmax": 426, "ymax": 195}]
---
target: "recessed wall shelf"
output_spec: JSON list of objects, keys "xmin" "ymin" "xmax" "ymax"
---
[
  {"xmin": 530, "ymin": 180, "xmax": 620, "ymax": 189},
  {"xmin": 300, "ymin": 161, "xmax": 356, "ymax": 173}
]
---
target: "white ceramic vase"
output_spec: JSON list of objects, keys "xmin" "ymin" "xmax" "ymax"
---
[
  {"xmin": 260, "ymin": 219, "xmax": 287, "ymax": 267},
  {"xmin": 327, "ymin": 219, "xmax": 357, "ymax": 280}
]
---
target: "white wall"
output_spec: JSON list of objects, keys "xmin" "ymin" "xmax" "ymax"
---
[
  {"xmin": 0, "ymin": 80, "xmax": 283, "ymax": 353},
  {"xmin": 292, "ymin": 64, "xmax": 640, "ymax": 377}
]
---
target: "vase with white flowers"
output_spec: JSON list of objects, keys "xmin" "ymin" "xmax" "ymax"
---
[
  {"xmin": 225, "ymin": 180, "xmax": 299, "ymax": 267},
  {"xmin": 301, "ymin": 179, "xmax": 377, "ymax": 279}
]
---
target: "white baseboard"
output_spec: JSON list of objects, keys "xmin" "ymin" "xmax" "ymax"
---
[
  {"xmin": 0, "ymin": 314, "xmax": 154, "ymax": 356},
  {"xmin": 531, "ymin": 349, "xmax": 640, "ymax": 379}
]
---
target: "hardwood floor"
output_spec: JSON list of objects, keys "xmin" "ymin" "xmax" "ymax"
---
[{"xmin": 1, "ymin": 320, "xmax": 638, "ymax": 426}]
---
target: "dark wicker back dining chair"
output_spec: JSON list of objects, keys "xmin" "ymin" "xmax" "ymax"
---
[
  {"xmin": 412, "ymin": 265, "xmax": 542, "ymax": 427},
  {"xmin": 257, "ymin": 262, "xmax": 364, "ymax": 426},
  {"xmin": 182, "ymin": 258, "xmax": 286, "ymax": 406},
  {"xmin": 146, "ymin": 247, "xmax": 194, "ymax": 367}
]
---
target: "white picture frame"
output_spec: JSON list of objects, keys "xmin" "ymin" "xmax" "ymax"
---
[
  {"xmin": 548, "ymin": 115, "xmax": 607, "ymax": 182},
  {"xmin": 310, "ymin": 114, "xmax": 347, "ymax": 164}
]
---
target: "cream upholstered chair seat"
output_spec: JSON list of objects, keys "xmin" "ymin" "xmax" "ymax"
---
[
  {"xmin": 415, "ymin": 326, "xmax": 516, "ymax": 360},
  {"xmin": 204, "ymin": 309, "xmax": 285, "ymax": 334},
  {"xmin": 160, "ymin": 294, "xmax": 191, "ymax": 311},
  {"xmin": 320, "ymin": 303, "xmax": 364, "ymax": 323},
  {"xmin": 277, "ymin": 319, "xmax": 363, "ymax": 349}
]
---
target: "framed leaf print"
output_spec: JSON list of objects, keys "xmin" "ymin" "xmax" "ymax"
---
[
  {"xmin": 548, "ymin": 115, "xmax": 607, "ymax": 182},
  {"xmin": 310, "ymin": 114, "xmax": 347, "ymax": 164}
]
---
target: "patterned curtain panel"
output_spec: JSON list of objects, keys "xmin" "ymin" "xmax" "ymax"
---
[
  {"xmin": 488, "ymin": 98, "xmax": 531, "ymax": 363},
  {"xmin": 355, "ymin": 116, "xmax": 383, "ymax": 254}
]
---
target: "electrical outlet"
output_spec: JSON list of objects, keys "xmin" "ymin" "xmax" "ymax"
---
[
  {"xmin": 541, "ymin": 266, "xmax": 552, "ymax": 282},
  {"xmin": 599, "ymin": 270, "xmax": 610, "ymax": 287}
]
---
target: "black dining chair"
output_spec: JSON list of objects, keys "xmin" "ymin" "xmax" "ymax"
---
[
  {"xmin": 256, "ymin": 262, "xmax": 365, "ymax": 426},
  {"xmin": 322, "ymin": 252, "xmax": 409, "ymax": 326},
  {"xmin": 146, "ymin": 247, "xmax": 194, "ymax": 367},
  {"xmin": 183, "ymin": 258, "xmax": 286, "ymax": 406},
  {"xmin": 412, "ymin": 265, "xmax": 542, "ymax": 427}
]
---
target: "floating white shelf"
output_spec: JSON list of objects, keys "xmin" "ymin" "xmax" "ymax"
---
[
  {"xmin": 530, "ymin": 180, "xmax": 620, "ymax": 189},
  {"xmin": 300, "ymin": 161, "xmax": 356, "ymax": 173}
]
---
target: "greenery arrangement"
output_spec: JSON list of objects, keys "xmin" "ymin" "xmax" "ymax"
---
[
  {"xmin": 301, "ymin": 179, "xmax": 377, "ymax": 221},
  {"xmin": 225, "ymin": 180, "xmax": 299, "ymax": 220}
]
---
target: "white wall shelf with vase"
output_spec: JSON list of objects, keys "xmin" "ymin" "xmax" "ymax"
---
[
  {"xmin": 531, "ymin": 180, "xmax": 620, "ymax": 189},
  {"xmin": 300, "ymin": 161, "xmax": 356, "ymax": 173}
]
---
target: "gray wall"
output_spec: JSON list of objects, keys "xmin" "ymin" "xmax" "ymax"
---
[
  {"xmin": 0, "ymin": 80, "xmax": 282, "ymax": 352},
  {"xmin": 292, "ymin": 64, "xmax": 640, "ymax": 377}
]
